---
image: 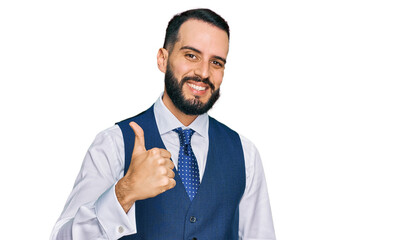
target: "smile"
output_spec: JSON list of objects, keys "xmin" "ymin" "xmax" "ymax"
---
[{"xmin": 187, "ymin": 83, "xmax": 207, "ymax": 91}]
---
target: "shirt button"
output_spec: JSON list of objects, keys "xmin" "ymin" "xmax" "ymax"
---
[
  {"xmin": 118, "ymin": 226, "xmax": 124, "ymax": 234},
  {"xmin": 190, "ymin": 216, "xmax": 197, "ymax": 223},
  {"xmin": 192, "ymin": 238, "xmax": 198, "ymax": 240}
]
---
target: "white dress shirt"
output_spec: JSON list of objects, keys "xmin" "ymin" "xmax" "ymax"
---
[{"xmin": 50, "ymin": 95, "xmax": 276, "ymax": 240}]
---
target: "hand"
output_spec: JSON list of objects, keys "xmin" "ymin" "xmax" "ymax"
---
[{"xmin": 115, "ymin": 122, "xmax": 176, "ymax": 212}]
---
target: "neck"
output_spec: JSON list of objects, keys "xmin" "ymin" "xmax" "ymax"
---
[{"xmin": 162, "ymin": 92, "xmax": 198, "ymax": 126}]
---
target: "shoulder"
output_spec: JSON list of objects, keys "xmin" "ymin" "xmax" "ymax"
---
[
  {"xmin": 94, "ymin": 125, "xmax": 123, "ymax": 145},
  {"xmin": 91, "ymin": 125, "xmax": 124, "ymax": 162},
  {"xmin": 238, "ymin": 134, "xmax": 261, "ymax": 163},
  {"xmin": 209, "ymin": 116, "xmax": 257, "ymax": 148},
  {"xmin": 208, "ymin": 116, "xmax": 239, "ymax": 137},
  {"xmin": 239, "ymin": 134, "xmax": 258, "ymax": 153},
  {"xmin": 209, "ymin": 116, "xmax": 260, "ymax": 159}
]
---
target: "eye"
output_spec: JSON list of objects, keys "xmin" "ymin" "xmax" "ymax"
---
[
  {"xmin": 185, "ymin": 53, "xmax": 197, "ymax": 60},
  {"xmin": 211, "ymin": 60, "xmax": 224, "ymax": 68}
]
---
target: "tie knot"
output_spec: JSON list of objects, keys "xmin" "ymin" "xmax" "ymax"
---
[{"xmin": 173, "ymin": 127, "xmax": 195, "ymax": 146}]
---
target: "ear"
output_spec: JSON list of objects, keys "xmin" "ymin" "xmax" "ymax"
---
[{"xmin": 157, "ymin": 48, "xmax": 169, "ymax": 73}]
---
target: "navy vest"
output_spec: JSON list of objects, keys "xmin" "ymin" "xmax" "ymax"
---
[{"xmin": 117, "ymin": 106, "xmax": 245, "ymax": 240}]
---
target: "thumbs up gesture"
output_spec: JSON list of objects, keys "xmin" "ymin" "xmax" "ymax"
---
[{"xmin": 115, "ymin": 122, "xmax": 176, "ymax": 213}]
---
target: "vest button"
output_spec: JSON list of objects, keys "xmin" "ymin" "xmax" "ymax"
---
[
  {"xmin": 190, "ymin": 216, "xmax": 197, "ymax": 223},
  {"xmin": 192, "ymin": 238, "xmax": 197, "ymax": 240}
]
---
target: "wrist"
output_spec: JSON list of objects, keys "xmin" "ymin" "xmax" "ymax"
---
[{"xmin": 115, "ymin": 178, "xmax": 135, "ymax": 213}]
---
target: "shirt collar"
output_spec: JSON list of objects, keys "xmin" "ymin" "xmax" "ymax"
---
[{"xmin": 154, "ymin": 93, "xmax": 209, "ymax": 138}]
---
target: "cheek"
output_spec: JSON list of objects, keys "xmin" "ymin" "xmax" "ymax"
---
[
  {"xmin": 171, "ymin": 60, "xmax": 192, "ymax": 78},
  {"xmin": 211, "ymin": 71, "xmax": 224, "ymax": 89}
]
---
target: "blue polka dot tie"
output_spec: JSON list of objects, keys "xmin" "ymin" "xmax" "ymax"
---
[{"xmin": 173, "ymin": 127, "xmax": 200, "ymax": 201}]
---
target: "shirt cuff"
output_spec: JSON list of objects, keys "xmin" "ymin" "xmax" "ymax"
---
[{"xmin": 95, "ymin": 182, "xmax": 136, "ymax": 239}]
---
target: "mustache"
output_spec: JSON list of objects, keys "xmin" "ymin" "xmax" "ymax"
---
[{"xmin": 181, "ymin": 76, "xmax": 215, "ymax": 91}]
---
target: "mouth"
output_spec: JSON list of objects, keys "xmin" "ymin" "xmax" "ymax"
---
[{"xmin": 187, "ymin": 82, "xmax": 207, "ymax": 91}]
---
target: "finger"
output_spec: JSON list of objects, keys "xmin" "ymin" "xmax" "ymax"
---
[
  {"xmin": 167, "ymin": 169, "xmax": 175, "ymax": 179},
  {"xmin": 164, "ymin": 159, "xmax": 175, "ymax": 170},
  {"xmin": 129, "ymin": 122, "xmax": 146, "ymax": 154},
  {"xmin": 159, "ymin": 149, "xmax": 172, "ymax": 159},
  {"xmin": 168, "ymin": 178, "xmax": 176, "ymax": 189}
]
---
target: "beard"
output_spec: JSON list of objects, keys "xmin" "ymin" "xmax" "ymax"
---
[{"xmin": 164, "ymin": 64, "xmax": 220, "ymax": 116}]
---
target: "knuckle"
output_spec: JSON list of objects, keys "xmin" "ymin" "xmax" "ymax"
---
[
  {"xmin": 150, "ymin": 148, "xmax": 160, "ymax": 156},
  {"xmin": 159, "ymin": 167, "xmax": 167, "ymax": 175},
  {"xmin": 158, "ymin": 158, "xmax": 166, "ymax": 165},
  {"xmin": 160, "ymin": 177, "xmax": 169, "ymax": 187},
  {"xmin": 164, "ymin": 150, "xmax": 172, "ymax": 158}
]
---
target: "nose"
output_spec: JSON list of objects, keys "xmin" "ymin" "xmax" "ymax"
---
[{"xmin": 194, "ymin": 60, "xmax": 210, "ymax": 80}]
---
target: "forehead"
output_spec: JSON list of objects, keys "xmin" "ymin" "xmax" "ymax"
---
[{"xmin": 174, "ymin": 19, "xmax": 229, "ymax": 57}]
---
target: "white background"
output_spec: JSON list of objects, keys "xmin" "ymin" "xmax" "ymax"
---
[{"xmin": 1, "ymin": 0, "xmax": 414, "ymax": 239}]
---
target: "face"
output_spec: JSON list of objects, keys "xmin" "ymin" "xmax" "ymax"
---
[
  {"xmin": 164, "ymin": 63, "xmax": 220, "ymax": 115},
  {"xmin": 159, "ymin": 19, "xmax": 229, "ymax": 115}
]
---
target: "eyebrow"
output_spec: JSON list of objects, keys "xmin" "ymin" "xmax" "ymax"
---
[{"xmin": 180, "ymin": 46, "xmax": 227, "ymax": 64}]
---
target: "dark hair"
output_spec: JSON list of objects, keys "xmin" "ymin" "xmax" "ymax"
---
[{"xmin": 163, "ymin": 8, "xmax": 230, "ymax": 51}]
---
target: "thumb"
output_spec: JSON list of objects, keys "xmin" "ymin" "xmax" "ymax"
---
[{"xmin": 129, "ymin": 122, "xmax": 146, "ymax": 154}]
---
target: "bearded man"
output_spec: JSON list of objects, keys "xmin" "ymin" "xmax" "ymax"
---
[{"xmin": 51, "ymin": 8, "xmax": 276, "ymax": 240}]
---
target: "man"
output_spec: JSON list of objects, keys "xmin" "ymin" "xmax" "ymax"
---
[{"xmin": 51, "ymin": 8, "xmax": 276, "ymax": 240}]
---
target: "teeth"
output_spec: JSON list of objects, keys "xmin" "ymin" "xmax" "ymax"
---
[{"xmin": 188, "ymin": 83, "xmax": 206, "ymax": 91}]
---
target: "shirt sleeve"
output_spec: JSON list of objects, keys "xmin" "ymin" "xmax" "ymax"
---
[
  {"xmin": 239, "ymin": 135, "xmax": 277, "ymax": 240},
  {"xmin": 50, "ymin": 126, "xmax": 136, "ymax": 240}
]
